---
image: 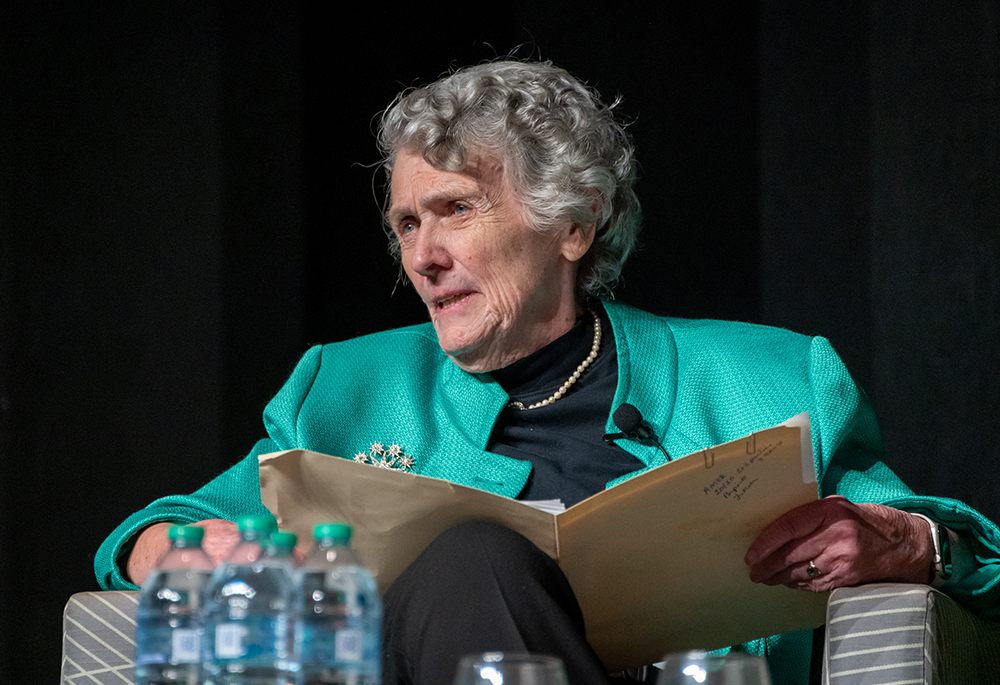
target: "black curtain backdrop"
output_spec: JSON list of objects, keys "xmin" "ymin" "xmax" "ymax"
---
[{"xmin": 2, "ymin": 2, "xmax": 997, "ymax": 681}]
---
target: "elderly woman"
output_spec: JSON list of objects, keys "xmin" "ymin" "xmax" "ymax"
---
[{"xmin": 98, "ymin": 61, "xmax": 1000, "ymax": 685}]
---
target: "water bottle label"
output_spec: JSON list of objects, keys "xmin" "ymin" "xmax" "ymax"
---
[
  {"xmin": 171, "ymin": 628, "xmax": 200, "ymax": 663},
  {"xmin": 335, "ymin": 629, "xmax": 363, "ymax": 663},
  {"xmin": 137, "ymin": 651, "xmax": 170, "ymax": 666},
  {"xmin": 215, "ymin": 622, "xmax": 245, "ymax": 658}
]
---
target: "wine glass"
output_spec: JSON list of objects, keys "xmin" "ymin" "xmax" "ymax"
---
[
  {"xmin": 657, "ymin": 651, "xmax": 772, "ymax": 684},
  {"xmin": 453, "ymin": 652, "xmax": 569, "ymax": 685}
]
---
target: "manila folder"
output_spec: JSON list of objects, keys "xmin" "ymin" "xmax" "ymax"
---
[{"xmin": 258, "ymin": 413, "xmax": 827, "ymax": 671}]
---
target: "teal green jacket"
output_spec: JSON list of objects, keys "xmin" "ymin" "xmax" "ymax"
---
[{"xmin": 95, "ymin": 301, "xmax": 1000, "ymax": 684}]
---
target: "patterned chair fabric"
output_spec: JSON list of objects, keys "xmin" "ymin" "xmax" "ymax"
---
[
  {"xmin": 61, "ymin": 585, "xmax": 1000, "ymax": 684},
  {"xmin": 62, "ymin": 591, "xmax": 138, "ymax": 684},
  {"xmin": 822, "ymin": 583, "xmax": 1000, "ymax": 685}
]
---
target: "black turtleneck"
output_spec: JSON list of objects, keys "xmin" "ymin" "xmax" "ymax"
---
[{"xmin": 487, "ymin": 304, "xmax": 643, "ymax": 507}]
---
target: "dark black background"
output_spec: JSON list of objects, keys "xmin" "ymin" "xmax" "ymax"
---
[{"xmin": 2, "ymin": 2, "xmax": 998, "ymax": 681}]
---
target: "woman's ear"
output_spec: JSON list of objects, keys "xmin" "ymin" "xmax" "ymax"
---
[
  {"xmin": 561, "ymin": 191, "xmax": 601, "ymax": 262},
  {"xmin": 560, "ymin": 220, "xmax": 598, "ymax": 263}
]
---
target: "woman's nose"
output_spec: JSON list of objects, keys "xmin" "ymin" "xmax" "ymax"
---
[{"xmin": 408, "ymin": 224, "xmax": 453, "ymax": 277}]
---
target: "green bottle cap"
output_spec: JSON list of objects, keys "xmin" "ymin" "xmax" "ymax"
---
[
  {"xmin": 313, "ymin": 522, "xmax": 352, "ymax": 542},
  {"xmin": 168, "ymin": 525, "xmax": 205, "ymax": 542},
  {"xmin": 237, "ymin": 516, "xmax": 277, "ymax": 538},
  {"xmin": 270, "ymin": 531, "xmax": 298, "ymax": 549}
]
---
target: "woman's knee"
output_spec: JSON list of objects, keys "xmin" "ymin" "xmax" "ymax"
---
[{"xmin": 384, "ymin": 519, "xmax": 562, "ymax": 606}]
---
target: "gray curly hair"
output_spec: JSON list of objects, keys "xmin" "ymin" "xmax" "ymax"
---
[{"xmin": 377, "ymin": 60, "xmax": 641, "ymax": 298}]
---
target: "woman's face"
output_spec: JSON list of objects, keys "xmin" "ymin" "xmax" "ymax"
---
[{"xmin": 388, "ymin": 150, "xmax": 593, "ymax": 372}]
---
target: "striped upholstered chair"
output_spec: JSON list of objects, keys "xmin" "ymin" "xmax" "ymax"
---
[
  {"xmin": 821, "ymin": 583, "xmax": 1000, "ymax": 684},
  {"xmin": 62, "ymin": 584, "xmax": 1000, "ymax": 684}
]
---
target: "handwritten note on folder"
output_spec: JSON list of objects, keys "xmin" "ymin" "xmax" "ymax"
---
[{"xmin": 258, "ymin": 413, "xmax": 826, "ymax": 671}]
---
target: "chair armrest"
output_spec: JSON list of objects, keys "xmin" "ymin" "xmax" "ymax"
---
[
  {"xmin": 822, "ymin": 583, "xmax": 1000, "ymax": 685},
  {"xmin": 61, "ymin": 591, "xmax": 139, "ymax": 684}
]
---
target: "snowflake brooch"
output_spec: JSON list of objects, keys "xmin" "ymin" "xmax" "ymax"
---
[{"xmin": 353, "ymin": 441, "xmax": 416, "ymax": 472}]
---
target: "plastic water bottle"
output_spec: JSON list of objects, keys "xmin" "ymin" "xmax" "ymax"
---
[
  {"xmin": 202, "ymin": 516, "xmax": 298, "ymax": 685},
  {"xmin": 295, "ymin": 522, "xmax": 382, "ymax": 685},
  {"xmin": 135, "ymin": 524, "xmax": 215, "ymax": 685},
  {"xmin": 265, "ymin": 531, "xmax": 299, "ymax": 566}
]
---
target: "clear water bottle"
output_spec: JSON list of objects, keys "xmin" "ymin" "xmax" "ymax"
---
[
  {"xmin": 265, "ymin": 531, "xmax": 299, "ymax": 566},
  {"xmin": 202, "ymin": 516, "xmax": 298, "ymax": 685},
  {"xmin": 295, "ymin": 522, "xmax": 382, "ymax": 685},
  {"xmin": 135, "ymin": 524, "xmax": 215, "ymax": 685}
]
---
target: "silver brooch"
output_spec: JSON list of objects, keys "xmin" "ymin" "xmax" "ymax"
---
[{"xmin": 353, "ymin": 441, "xmax": 416, "ymax": 472}]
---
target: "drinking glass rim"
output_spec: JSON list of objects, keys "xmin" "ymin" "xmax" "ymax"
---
[
  {"xmin": 665, "ymin": 651, "xmax": 764, "ymax": 661},
  {"xmin": 463, "ymin": 652, "xmax": 565, "ymax": 666}
]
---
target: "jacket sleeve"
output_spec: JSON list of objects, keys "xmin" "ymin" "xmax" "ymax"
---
[
  {"xmin": 93, "ymin": 346, "xmax": 324, "ymax": 591},
  {"xmin": 808, "ymin": 336, "xmax": 1000, "ymax": 618},
  {"xmin": 93, "ymin": 439, "xmax": 279, "ymax": 590}
]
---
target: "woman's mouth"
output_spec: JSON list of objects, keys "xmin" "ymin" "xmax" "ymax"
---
[{"xmin": 437, "ymin": 292, "xmax": 471, "ymax": 309}]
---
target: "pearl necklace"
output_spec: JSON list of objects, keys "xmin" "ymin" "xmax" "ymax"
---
[{"xmin": 508, "ymin": 310, "xmax": 602, "ymax": 410}]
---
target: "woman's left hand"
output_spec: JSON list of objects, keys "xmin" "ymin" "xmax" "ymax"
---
[{"xmin": 744, "ymin": 495, "xmax": 934, "ymax": 592}]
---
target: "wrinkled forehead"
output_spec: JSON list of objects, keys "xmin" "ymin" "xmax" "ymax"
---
[{"xmin": 388, "ymin": 146, "xmax": 507, "ymax": 196}]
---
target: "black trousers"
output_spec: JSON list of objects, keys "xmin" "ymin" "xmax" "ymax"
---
[{"xmin": 381, "ymin": 519, "xmax": 620, "ymax": 685}]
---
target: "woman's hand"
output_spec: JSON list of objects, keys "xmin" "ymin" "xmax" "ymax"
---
[
  {"xmin": 126, "ymin": 518, "xmax": 239, "ymax": 586},
  {"xmin": 194, "ymin": 519, "xmax": 241, "ymax": 565},
  {"xmin": 744, "ymin": 496, "xmax": 934, "ymax": 592}
]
